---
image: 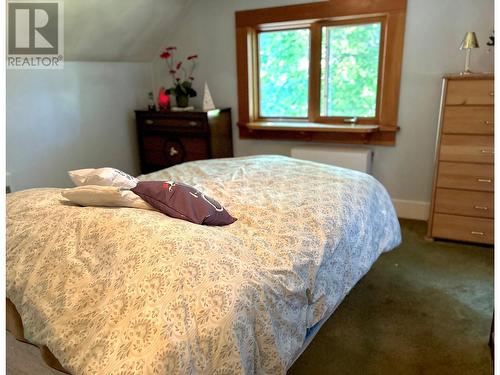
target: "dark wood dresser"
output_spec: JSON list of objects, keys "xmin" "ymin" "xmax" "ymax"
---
[{"xmin": 135, "ymin": 108, "xmax": 233, "ymax": 173}]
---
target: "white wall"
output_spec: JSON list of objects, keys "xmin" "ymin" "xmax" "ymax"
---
[
  {"xmin": 63, "ymin": 0, "xmax": 192, "ymax": 62},
  {"xmin": 7, "ymin": 62, "xmax": 151, "ymax": 191},
  {"xmin": 152, "ymin": 0, "xmax": 494, "ymax": 211}
]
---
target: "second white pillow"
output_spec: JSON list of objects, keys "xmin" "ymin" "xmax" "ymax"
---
[{"xmin": 61, "ymin": 185, "xmax": 155, "ymax": 211}]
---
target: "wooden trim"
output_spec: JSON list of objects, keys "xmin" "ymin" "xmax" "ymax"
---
[
  {"xmin": 315, "ymin": 116, "xmax": 378, "ymax": 125},
  {"xmin": 250, "ymin": 29, "xmax": 260, "ymax": 120},
  {"xmin": 375, "ymin": 17, "xmax": 386, "ymax": 124},
  {"xmin": 314, "ymin": 15, "xmax": 386, "ymax": 27},
  {"xmin": 309, "ymin": 22, "xmax": 321, "ymax": 121},
  {"xmin": 236, "ymin": 27, "xmax": 250, "ymax": 124},
  {"xmin": 235, "ymin": 0, "xmax": 407, "ymax": 145},
  {"xmin": 235, "ymin": 0, "xmax": 407, "ymax": 27},
  {"xmin": 378, "ymin": 10, "xmax": 405, "ymax": 127},
  {"xmin": 238, "ymin": 121, "xmax": 397, "ymax": 145},
  {"xmin": 426, "ymin": 78, "xmax": 449, "ymax": 239},
  {"xmin": 246, "ymin": 122, "xmax": 379, "ymax": 133},
  {"xmin": 258, "ymin": 116, "xmax": 309, "ymax": 121}
]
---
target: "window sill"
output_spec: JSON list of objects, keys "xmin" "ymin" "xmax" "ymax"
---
[
  {"xmin": 238, "ymin": 121, "xmax": 399, "ymax": 146},
  {"xmin": 246, "ymin": 121, "xmax": 380, "ymax": 133}
]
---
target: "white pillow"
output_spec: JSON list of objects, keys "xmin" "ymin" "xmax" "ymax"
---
[
  {"xmin": 61, "ymin": 185, "xmax": 155, "ymax": 211},
  {"xmin": 68, "ymin": 167, "xmax": 139, "ymax": 189}
]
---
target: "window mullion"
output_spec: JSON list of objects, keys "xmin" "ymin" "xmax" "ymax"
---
[
  {"xmin": 323, "ymin": 27, "xmax": 330, "ymax": 117},
  {"xmin": 308, "ymin": 24, "xmax": 321, "ymax": 122}
]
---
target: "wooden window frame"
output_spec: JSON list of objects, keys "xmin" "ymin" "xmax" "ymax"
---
[{"xmin": 235, "ymin": 0, "xmax": 407, "ymax": 146}]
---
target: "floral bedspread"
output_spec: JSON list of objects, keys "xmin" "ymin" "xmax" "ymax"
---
[{"xmin": 6, "ymin": 155, "xmax": 401, "ymax": 374}]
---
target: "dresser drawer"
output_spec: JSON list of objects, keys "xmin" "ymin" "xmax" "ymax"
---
[
  {"xmin": 437, "ymin": 162, "xmax": 493, "ymax": 192},
  {"xmin": 432, "ymin": 213, "xmax": 493, "ymax": 244},
  {"xmin": 141, "ymin": 135, "xmax": 209, "ymax": 169},
  {"xmin": 434, "ymin": 188, "xmax": 493, "ymax": 218},
  {"xmin": 439, "ymin": 135, "xmax": 493, "ymax": 163},
  {"xmin": 442, "ymin": 106, "xmax": 494, "ymax": 135},
  {"xmin": 446, "ymin": 79, "xmax": 494, "ymax": 105},
  {"xmin": 140, "ymin": 117, "xmax": 205, "ymax": 130}
]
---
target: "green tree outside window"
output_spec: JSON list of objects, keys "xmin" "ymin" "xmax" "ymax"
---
[{"xmin": 258, "ymin": 22, "xmax": 381, "ymax": 119}]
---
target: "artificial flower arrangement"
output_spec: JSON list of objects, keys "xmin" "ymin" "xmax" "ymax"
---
[{"xmin": 160, "ymin": 46, "xmax": 198, "ymax": 107}]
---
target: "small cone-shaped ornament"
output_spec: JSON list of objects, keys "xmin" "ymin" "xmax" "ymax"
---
[{"xmin": 202, "ymin": 83, "xmax": 216, "ymax": 111}]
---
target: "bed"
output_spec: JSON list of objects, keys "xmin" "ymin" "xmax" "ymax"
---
[{"xmin": 6, "ymin": 155, "xmax": 401, "ymax": 374}]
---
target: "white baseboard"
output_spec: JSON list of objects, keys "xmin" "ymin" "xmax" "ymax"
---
[{"xmin": 392, "ymin": 199, "xmax": 430, "ymax": 221}]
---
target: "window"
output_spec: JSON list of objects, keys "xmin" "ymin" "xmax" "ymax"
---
[
  {"xmin": 259, "ymin": 29, "xmax": 310, "ymax": 118},
  {"xmin": 320, "ymin": 22, "xmax": 381, "ymax": 118},
  {"xmin": 235, "ymin": 0, "xmax": 407, "ymax": 146}
]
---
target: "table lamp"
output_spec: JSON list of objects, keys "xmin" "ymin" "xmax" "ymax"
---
[{"xmin": 459, "ymin": 32, "xmax": 479, "ymax": 75}]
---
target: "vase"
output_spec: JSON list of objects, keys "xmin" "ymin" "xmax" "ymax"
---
[{"xmin": 176, "ymin": 95, "xmax": 189, "ymax": 108}]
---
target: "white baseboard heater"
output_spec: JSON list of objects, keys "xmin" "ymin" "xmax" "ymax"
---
[{"xmin": 290, "ymin": 145, "xmax": 374, "ymax": 174}]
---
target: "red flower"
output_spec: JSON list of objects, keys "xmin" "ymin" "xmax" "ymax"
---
[
  {"xmin": 187, "ymin": 54, "xmax": 198, "ymax": 60},
  {"xmin": 160, "ymin": 51, "xmax": 171, "ymax": 59},
  {"xmin": 166, "ymin": 46, "xmax": 177, "ymax": 51},
  {"xmin": 176, "ymin": 61, "xmax": 182, "ymax": 69}
]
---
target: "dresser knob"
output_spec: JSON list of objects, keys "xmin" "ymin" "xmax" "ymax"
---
[
  {"xmin": 489, "ymin": 92, "xmax": 494, "ymax": 97},
  {"xmin": 477, "ymin": 178, "xmax": 492, "ymax": 183},
  {"xmin": 480, "ymin": 149, "xmax": 494, "ymax": 154},
  {"xmin": 471, "ymin": 231, "xmax": 485, "ymax": 236},
  {"xmin": 189, "ymin": 121, "xmax": 198, "ymax": 127},
  {"xmin": 484, "ymin": 121, "xmax": 494, "ymax": 125},
  {"xmin": 474, "ymin": 205, "xmax": 489, "ymax": 210},
  {"xmin": 169, "ymin": 147, "xmax": 179, "ymax": 156},
  {"xmin": 145, "ymin": 119, "xmax": 154, "ymax": 125}
]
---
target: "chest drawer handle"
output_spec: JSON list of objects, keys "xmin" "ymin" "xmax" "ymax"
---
[
  {"xmin": 474, "ymin": 205, "xmax": 489, "ymax": 210},
  {"xmin": 489, "ymin": 92, "xmax": 494, "ymax": 97},
  {"xmin": 189, "ymin": 121, "xmax": 198, "ymax": 127},
  {"xmin": 484, "ymin": 121, "xmax": 494, "ymax": 125},
  {"xmin": 169, "ymin": 147, "xmax": 179, "ymax": 156},
  {"xmin": 477, "ymin": 178, "xmax": 492, "ymax": 183},
  {"xmin": 145, "ymin": 119, "xmax": 154, "ymax": 125},
  {"xmin": 471, "ymin": 231, "xmax": 485, "ymax": 236},
  {"xmin": 480, "ymin": 149, "xmax": 494, "ymax": 154}
]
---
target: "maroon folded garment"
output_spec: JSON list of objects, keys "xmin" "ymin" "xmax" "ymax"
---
[{"xmin": 132, "ymin": 181, "xmax": 236, "ymax": 226}]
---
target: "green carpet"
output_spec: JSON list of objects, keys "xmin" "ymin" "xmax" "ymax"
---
[{"xmin": 289, "ymin": 219, "xmax": 493, "ymax": 375}]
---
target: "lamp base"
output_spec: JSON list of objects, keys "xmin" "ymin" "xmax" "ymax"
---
[{"xmin": 460, "ymin": 49, "xmax": 474, "ymax": 75}]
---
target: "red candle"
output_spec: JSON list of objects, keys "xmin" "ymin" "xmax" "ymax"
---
[{"xmin": 158, "ymin": 87, "xmax": 170, "ymax": 110}]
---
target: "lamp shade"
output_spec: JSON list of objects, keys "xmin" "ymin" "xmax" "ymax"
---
[{"xmin": 460, "ymin": 32, "xmax": 479, "ymax": 50}]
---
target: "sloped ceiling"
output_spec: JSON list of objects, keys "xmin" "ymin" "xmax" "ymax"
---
[{"xmin": 64, "ymin": 0, "xmax": 192, "ymax": 62}]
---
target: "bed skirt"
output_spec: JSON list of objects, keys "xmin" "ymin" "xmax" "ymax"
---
[{"xmin": 6, "ymin": 298, "xmax": 70, "ymax": 374}]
